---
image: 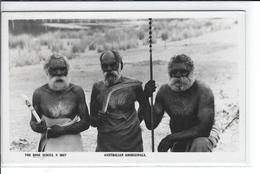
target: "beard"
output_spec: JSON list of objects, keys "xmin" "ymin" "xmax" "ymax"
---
[
  {"xmin": 48, "ymin": 75, "xmax": 70, "ymax": 91},
  {"xmin": 103, "ymin": 70, "xmax": 121, "ymax": 86},
  {"xmin": 168, "ymin": 72, "xmax": 195, "ymax": 92}
]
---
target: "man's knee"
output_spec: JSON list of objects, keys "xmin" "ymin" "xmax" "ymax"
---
[{"xmin": 189, "ymin": 137, "xmax": 212, "ymax": 152}]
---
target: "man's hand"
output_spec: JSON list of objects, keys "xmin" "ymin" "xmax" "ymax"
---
[
  {"xmin": 144, "ymin": 80, "xmax": 156, "ymax": 98},
  {"xmin": 31, "ymin": 120, "xmax": 47, "ymax": 133},
  {"xmin": 158, "ymin": 134, "xmax": 174, "ymax": 152},
  {"xmin": 95, "ymin": 111, "xmax": 108, "ymax": 126},
  {"xmin": 47, "ymin": 125, "xmax": 65, "ymax": 138}
]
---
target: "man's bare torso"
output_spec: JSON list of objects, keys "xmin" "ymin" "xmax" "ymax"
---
[
  {"xmin": 93, "ymin": 76, "xmax": 139, "ymax": 114},
  {"xmin": 157, "ymin": 80, "xmax": 210, "ymax": 133},
  {"xmin": 35, "ymin": 84, "xmax": 81, "ymax": 119}
]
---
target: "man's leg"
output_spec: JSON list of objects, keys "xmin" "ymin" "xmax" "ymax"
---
[
  {"xmin": 189, "ymin": 137, "xmax": 214, "ymax": 152},
  {"xmin": 171, "ymin": 140, "xmax": 191, "ymax": 152}
]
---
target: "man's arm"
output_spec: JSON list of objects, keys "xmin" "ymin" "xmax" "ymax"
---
[
  {"xmin": 90, "ymin": 84, "xmax": 101, "ymax": 127},
  {"xmin": 137, "ymin": 84, "xmax": 165, "ymax": 130},
  {"xmin": 151, "ymin": 86, "xmax": 165, "ymax": 129},
  {"xmin": 169, "ymin": 88, "xmax": 214, "ymax": 141},
  {"xmin": 135, "ymin": 85, "xmax": 149, "ymax": 123},
  {"xmin": 61, "ymin": 87, "xmax": 91, "ymax": 134}
]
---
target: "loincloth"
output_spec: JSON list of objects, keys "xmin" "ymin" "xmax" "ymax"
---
[
  {"xmin": 38, "ymin": 115, "xmax": 84, "ymax": 152},
  {"xmin": 96, "ymin": 110, "xmax": 143, "ymax": 152}
]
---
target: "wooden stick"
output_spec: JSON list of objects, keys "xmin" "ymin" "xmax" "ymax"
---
[
  {"xmin": 222, "ymin": 110, "xmax": 239, "ymax": 133},
  {"xmin": 21, "ymin": 94, "xmax": 41, "ymax": 123},
  {"xmin": 149, "ymin": 18, "xmax": 155, "ymax": 152}
]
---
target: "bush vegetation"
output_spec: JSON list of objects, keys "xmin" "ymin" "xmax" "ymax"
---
[{"xmin": 9, "ymin": 18, "xmax": 232, "ymax": 67}]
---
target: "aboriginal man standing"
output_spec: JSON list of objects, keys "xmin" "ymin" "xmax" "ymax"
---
[
  {"xmin": 90, "ymin": 50, "xmax": 152, "ymax": 152},
  {"xmin": 145, "ymin": 54, "xmax": 219, "ymax": 152},
  {"xmin": 30, "ymin": 54, "xmax": 91, "ymax": 152}
]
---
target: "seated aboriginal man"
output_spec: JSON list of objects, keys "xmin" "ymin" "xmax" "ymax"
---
[
  {"xmin": 90, "ymin": 50, "xmax": 153, "ymax": 152},
  {"xmin": 30, "ymin": 54, "xmax": 91, "ymax": 152},
  {"xmin": 145, "ymin": 54, "xmax": 220, "ymax": 152}
]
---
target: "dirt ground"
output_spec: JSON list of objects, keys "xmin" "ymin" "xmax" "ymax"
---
[{"xmin": 9, "ymin": 25, "xmax": 241, "ymax": 152}]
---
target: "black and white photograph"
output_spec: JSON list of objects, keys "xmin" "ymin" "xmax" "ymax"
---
[{"xmin": 1, "ymin": 7, "xmax": 246, "ymax": 166}]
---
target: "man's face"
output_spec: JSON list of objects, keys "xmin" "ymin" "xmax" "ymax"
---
[
  {"xmin": 101, "ymin": 52, "xmax": 121, "ymax": 86},
  {"xmin": 168, "ymin": 63, "xmax": 195, "ymax": 92},
  {"xmin": 47, "ymin": 58, "xmax": 70, "ymax": 91}
]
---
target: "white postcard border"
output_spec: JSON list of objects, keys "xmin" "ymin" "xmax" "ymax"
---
[{"xmin": 1, "ymin": 3, "xmax": 248, "ymax": 167}]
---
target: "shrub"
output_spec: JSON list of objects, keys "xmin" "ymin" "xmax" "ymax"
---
[
  {"xmin": 161, "ymin": 31, "xmax": 169, "ymax": 48},
  {"xmin": 71, "ymin": 40, "xmax": 87, "ymax": 53},
  {"xmin": 88, "ymin": 42, "xmax": 96, "ymax": 50},
  {"xmin": 97, "ymin": 45, "xmax": 104, "ymax": 53},
  {"xmin": 138, "ymin": 31, "xmax": 145, "ymax": 40}
]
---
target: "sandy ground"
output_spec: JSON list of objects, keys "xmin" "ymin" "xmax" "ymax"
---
[{"xmin": 9, "ymin": 25, "xmax": 241, "ymax": 152}]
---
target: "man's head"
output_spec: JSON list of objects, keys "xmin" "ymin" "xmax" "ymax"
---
[
  {"xmin": 44, "ymin": 54, "xmax": 70, "ymax": 91},
  {"xmin": 100, "ymin": 50, "xmax": 123, "ymax": 86},
  {"xmin": 167, "ymin": 54, "xmax": 195, "ymax": 92}
]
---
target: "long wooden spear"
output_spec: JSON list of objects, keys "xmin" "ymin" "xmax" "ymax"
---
[{"xmin": 149, "ymin": 18, "xmax": 155, "ymax": 152}]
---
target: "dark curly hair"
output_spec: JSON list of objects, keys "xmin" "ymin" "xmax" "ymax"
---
[
  {"xmin": 99, "ymin": 50, "xmax": 123, "ymax": 70},
  {"xmin": 43, "ymin": 53, "xmax": 70, "ymax": 74},
  {"xmin": 168, "ymin": 54, "xmax": 194, "ymax": 73}
]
